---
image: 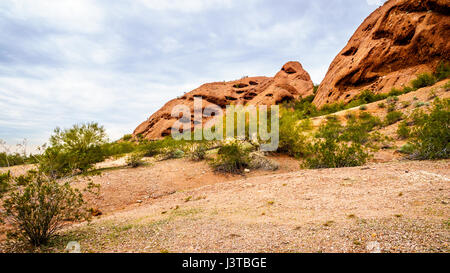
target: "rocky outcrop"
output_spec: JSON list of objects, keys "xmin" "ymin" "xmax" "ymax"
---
[
  {"xmin": 134, "ymin": 61, "xmax": 314, "ymax": 139},
  {"xmin": 313, "ymin": 0, "xmax": 450, "ymax": 107}
]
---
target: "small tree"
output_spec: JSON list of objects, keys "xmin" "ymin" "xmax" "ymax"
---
[
  {"xmin": 2, "ymin": 172, "xmax": 90, "ymax": 246},
  {"xmin": 39, "ymin": 122, "xmax": 108, "ymax": 178}
]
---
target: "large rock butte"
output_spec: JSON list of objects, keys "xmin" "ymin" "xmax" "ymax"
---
[
  {"xmin": 313, "ymin": 0, "xmax": 450, "ymax": 107},
  {"xmin": 134, "ymin": 61, "xmax": 314, "ymax": 139}
]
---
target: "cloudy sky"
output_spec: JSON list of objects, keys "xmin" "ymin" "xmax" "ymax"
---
[{"xmin": 0, "ymin": 0, "xmax": 383, "ymax": 152}]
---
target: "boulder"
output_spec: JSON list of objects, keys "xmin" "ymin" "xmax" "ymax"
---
[
  {"xmin": 313, "ymin": 0, "xmax": 450, "ymax": 107},
  {"xmin": 134, "ymin": 61, "xmax": 314, "ymax": 140}
]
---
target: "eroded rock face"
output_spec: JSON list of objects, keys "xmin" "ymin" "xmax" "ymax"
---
[
  {"xmin": 313, "ymin": 0, "xmax": 450, "ymax": 107},
  {"xmin": 134, "ymin": 61, "xmax": 314, "ymax": 139}
]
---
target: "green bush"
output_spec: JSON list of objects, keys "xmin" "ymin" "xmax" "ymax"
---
[
  {"xmin": 122, "ymin": 134, "xmax": 133, "ymax": 141},
  {"xmin": 341, "ymin": 113, "xmax": 381, "ymax": 144},
  {"xmin": 397, "ymin": 121, "xmax": 410, "ymax": 139},
  {"xmin": 410, "ymin": 98, "xmax": 449, "ymax": 159},
  {"xmin": 212, "ymin": 141, "xmax": 251, "ymax": 173},
  {"xmin": 0, "ymin": 171, "xmax": 11, "ymax": 197},
  {"xmin": 304, "ymin": 120, "xmax": 370, "ymax": 169},
  {"xmin": 2, "ymin": 172, "xmax": 90, "ymax": 246},
  {"xmin": 385, "ymin": 111, "xmax": 404, "ymax": 125},
  {"xmin": 411, "ymin": 73, "xmax": 436, "ymax": 89},
  {"xmin": 103, "ymin": 141, "xmax": 137, "ymax": 157},
  {"xmin": 399, "ymin": 143, "xmax": 415, "ymax": 154},
  {"xmin": 434, "ymin": 61, "xmax": 450, "ymax": 82},
  {"xmin": 278, "ymin": 113, "xmax": 310, "ymax": 157},
  {"xmin": 38, "ymin": 123, "xmax": 108, "ymax": 178},
  {"xmin": 0, "ymin": 152, "xmax": 35, "ymax": 168}
]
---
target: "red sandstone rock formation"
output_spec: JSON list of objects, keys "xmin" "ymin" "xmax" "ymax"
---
[
  {"xmin": 313, "ymin": 0, "xmax": 450, "ymax": 107},
  {"xmin": 134, "ymin": 61, "xmax": 314, "ymax": 139}
]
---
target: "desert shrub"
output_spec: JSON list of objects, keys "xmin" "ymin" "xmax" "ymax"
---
[
  {"xmin": 434, "ymin": 61, "xmax": 450, "ymax": 82},
  {"xmin": 212, "ymin": 141, "xmax": 251, "ymax": 173},
  {"xmin": 359, "ymin": 105, "xmax": 368, "ymax": 111},
  {"xmin": 411, "ymin": 73, "xmax": 436, "ymax": 89},
  {"xmin": 378, "ymin": 102, "xmax": 386, "ymax": 108},
  {"xmin": 103, "ymin": 141, "xmax": 137, "ymax": 157},
  {"xmin": 0, "ymin": 152, "xmax": 35, "ymax": 168},
  {"xmin": 304, "ymin": 138, "xmax": 369, "ymax": 169},
  {"xmin": 139, "ymin": 137, "xmax": 191, "ymax": 157},
  {"xmin": 401, "ymin": 101, "xmax": 411, "ymax": 108},
  {"xmin": 126, "ymin": 153, "xmax": 145, "ymax": 168},
  {"xmin": 122, "ymin": 134, "xmax": 133, "ymax": 141},
  {"xmin": 14, "ymin": 170, "xmax": 37, "ymax": 186},
  {"xmin": 341, "ymin": 113, "xmax": 381, "ymax": 144},
  {"xmin": 189, "ymin": 145, "xmax": 208, "ymax": 161},
  {"xmin": 410, "ymin": 98, "xmax": 450, "ymax": 159},
  {"xmin": 414, "ymin": 101, "xmax": 425, "ymax": 108},
  {"xmin": 39, "ymin": 123, "xmax": 108, "ymax": 178},
  {"xmin": 2, "ymin": 173, "xmax": 90, "ymax": 246},
  {"xmin": 304, "ymin": 120, "xmax": 370, "ymax": 169},
  {"xmin": 397, "ymin": 121, "xmax": 410, "ymax": 139},
  {"xmin": 399, "ymin": 143, "xmax": 415, "ymax": 154},
  {"xmin": 319, "ymin": 102, "xmax": 346, "ymax": 115},
  {"xmin": 0, "ymin": 171, "xmax": 11, "ymax": 197},
  {"xmin": 385, "ymin": 111, "xmax": 404, "ymax": 125},
  {"xmin": 278, "ymin": 113, "xmax": 310, "ymax": 157}
]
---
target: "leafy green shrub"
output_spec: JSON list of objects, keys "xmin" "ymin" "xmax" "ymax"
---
[
  {"xmin": 397, "ymin": 121, "xmax": 410, "ymax": 139},
  {"xmin": 0, "ymin": 152, "xmax": 35, "ymax": 168},
  {"xmin": 126, "ymin": 153, "xmax": 145, "ymax": 168},
  {"xmin": 103, "ymin": 141, "xmax": 137, "ymax": 157},
  {"xmin": 378, "ymin": 102, "xmax": 386, "ymax": 108},
  {"xmin": 122, "ymin": 134, "xmax": 133, "ymax": 141},
  {"xmin": 2, "ymin": 173, "xmax": 90, "ymax": 246},
  {"xmin": 0, "ymin": 171, "xmax": 11, "ymax": 197},
  {"xmin": 341, "ymin": 113, "xmax": 381, "ymax": 144},
  {"xmin": 39, "ymin": 123, "xmax": 108, "ymax": 178},
  {"xmin": 399, "ymin": 143, "xmax": 415, "ymax": 154},
  {"xmin": 434, "ymin": 61, "xmax": 450, "ymax": 82},
  {"xmin": 14, "ymin": 170, "xmax": 37, "ymax": 186},
  {"xmin": 304, "ymin": 120, "xmax": 370, "ymax": 169},
  {"xmin": 410, "ymin": 98, "xmax": 449, "ymax": 159},
  {"xmin": 411, "ymin": 73, "xmax": 436, "ymax": 89},
  {"xmin": 278, "ymin": 113, "xmax": 310, "ymax": 157},
  {"xmin": 385, "ymin": 111, "xmax": 404, "ymax": 125},
  {"xmin": 212, "ymin": 141, "xmax": 251, "ymax": 173}
]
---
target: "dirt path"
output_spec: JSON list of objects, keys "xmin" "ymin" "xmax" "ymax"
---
[{"xmin": 50, "ymin": 159, "xmax": 450, "ymax": 253}]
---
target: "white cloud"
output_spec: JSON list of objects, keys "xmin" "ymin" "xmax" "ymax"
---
[
  {"xmin": 0, "ymin": 0, "xmax": 105, "ymax": 33},
  {"xmin": 138, "ymin": 0, "xmax": 235, "ymax": 12},
  {"xmin": 366, "ymin": 0, "xmax": 384, "ymax": 6}
]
